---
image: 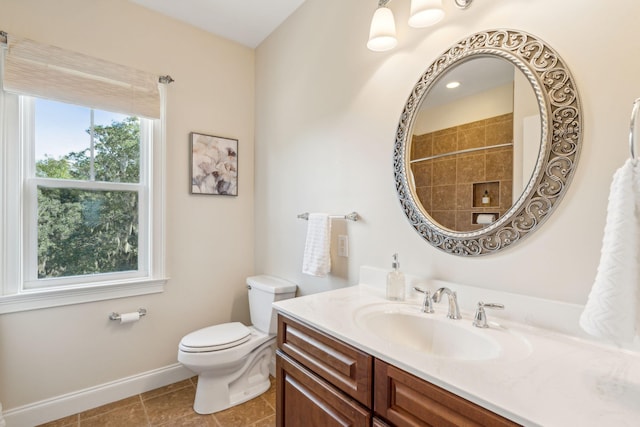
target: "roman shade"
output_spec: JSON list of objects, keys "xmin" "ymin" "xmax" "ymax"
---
[{"xmin": 3, "ymin": 35, "xmax": 160, "ymax": 119}]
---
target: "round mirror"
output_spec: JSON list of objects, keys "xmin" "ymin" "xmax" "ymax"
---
[{"xmin": 394, "ymin": 30, "xmax": 582, "ymax": 256}]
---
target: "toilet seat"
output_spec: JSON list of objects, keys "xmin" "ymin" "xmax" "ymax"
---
[{"xmin": 179, "ymin": 322, "xmax": 251, "ymax": 353}]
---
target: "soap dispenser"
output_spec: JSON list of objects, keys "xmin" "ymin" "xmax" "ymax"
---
[
  {"xmin": 386, "ymin": 253, "xmax": 405, "ymax": 301},
  {"xmin": 482, "ymin": 190, "xmax": 491, "ymax": 205}
]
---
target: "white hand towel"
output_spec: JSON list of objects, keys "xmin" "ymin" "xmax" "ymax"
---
[
  {"xmin": 302, "ymin": 213, "xmax": 331, "ymax": 277},
  {"xmin": 580, "ymin": 159, "xmax": 640, "ymax": 343}
]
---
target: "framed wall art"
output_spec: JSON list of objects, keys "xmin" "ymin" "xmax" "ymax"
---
[{"xmin": 190, "ymin": 132, "xmax": 238, "ymax": 196}]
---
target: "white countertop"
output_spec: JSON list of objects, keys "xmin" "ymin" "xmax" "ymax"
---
[{"xmin": 273, "ymin": 284, "xmax": 640, "ymax": 427}]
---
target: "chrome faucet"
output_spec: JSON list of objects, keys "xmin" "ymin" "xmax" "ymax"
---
[
  {"xmin": 432, "ymin": 287, "xmax": 461, "ymax": 319},
  {"xmin": 472, "ymin": 301, "xmax": 504, "ymax": 328},
  {"xmin": 412, "ymin": 287, "xmax": 434, "ymax": 313}
]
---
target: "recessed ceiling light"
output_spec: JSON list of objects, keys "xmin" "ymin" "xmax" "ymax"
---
[{"xmin": 446, "ymin": 81, "xmax": 461, "ymax": 89}]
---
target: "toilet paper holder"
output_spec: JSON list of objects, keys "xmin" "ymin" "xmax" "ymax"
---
[{"xmin": 109, "ymin": 308, "xmax": 147, "ymax": 321}]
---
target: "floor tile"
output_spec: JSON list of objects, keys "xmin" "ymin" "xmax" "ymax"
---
[
  {"xmin": 145, "ymin": 385, "xmax": 199, "ymax": 425},
  {"xmin": 37, "ymin": 414, "xmax": 79, "ymax": 427},
  {"xmin": 212, "ymin": 395, "xmax": 275, "ymax": 427},
  {"xmin": 141, "ymin": 379, "xmax": 194, "ymax": 401},
  {"xmin": 37, "ymin": 375, "xmax": 277, "ymax": 427},
  {"xmin": 250, "ymin": 414, "xmax": 276, "ymax": 427},
  {"xmin": 155, "ymin": 412, "xmax": 218, "ymax": 426},
  {"xmin": 80, "ymin": 401, "xmax": 148, "ymax": 427},
  {"xmin": 262, "ymin": 385, "xmax": 276, "ymax": 410},
  {"xmin": 79, "ymin": 396, "xmax": 141, "ymax": 420}
]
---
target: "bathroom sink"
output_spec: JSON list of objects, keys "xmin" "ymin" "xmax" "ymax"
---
[{"xmin": 354, "ymin": 303, "xmax": 531, "ymax": 361}]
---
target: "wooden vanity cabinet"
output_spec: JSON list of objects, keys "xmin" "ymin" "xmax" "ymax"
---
[
  {"xmin": 374, "ymin": 359, "xmax": 520, "ymax": 427},
  {"xmin": 276, "ymin": 314, "xmax": 373, "ymax": 426},
  {"xmin": 276, "ymin": 351, "xmax": 371, "ymax": 426},
  {"xmin": 277, "ymin": 313, "xmax": 520, "ymax": 427},
  {"xmin": 277, "ymin": 313, "xmax": 373, "ymax": 407},
  {"xmin": 372, "ymin": 418, "xmax": 391, "ymax": 427}
]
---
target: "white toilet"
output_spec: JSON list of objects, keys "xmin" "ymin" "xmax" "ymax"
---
[{"xmin": 177, "ymin": 275, "xmax": 297, "ymax": 414}]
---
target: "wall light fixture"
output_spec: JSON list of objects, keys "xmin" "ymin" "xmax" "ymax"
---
[{"xmin": 367, "ymin": 0, "xmax": 474, "ymax": 51}]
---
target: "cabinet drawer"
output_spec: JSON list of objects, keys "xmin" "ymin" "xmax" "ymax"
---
[
  {"xmin": 374, "ymin": 359, "xmax": 521, "ymax": 427},
  {"xmin": 277, "ymin": 314, "xmax": 373, "ymax": 407},
  {"xmin": 276, "ymin": 351, "xmax": 371, "ymax": 427}
]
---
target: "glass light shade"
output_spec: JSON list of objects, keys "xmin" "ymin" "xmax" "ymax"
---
[
  {"xmin": 367, "ymin": 7, "xmax": 397, "ymax": 52},
  {"xmin": 408, "ymin": 0, "xmax": 445, "ymax": 28}
]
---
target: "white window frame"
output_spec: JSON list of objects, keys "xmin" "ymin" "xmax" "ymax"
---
[{"xmin": 0, "ymin": 93, "xmax": 167, "ymax": 314}]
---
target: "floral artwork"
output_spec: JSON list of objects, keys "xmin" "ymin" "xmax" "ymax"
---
[{"xmin": 190, "ymin": 132, "xmax": 238, "ymax": 196}]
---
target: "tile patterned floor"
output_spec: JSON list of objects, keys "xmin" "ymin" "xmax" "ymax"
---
[{"xmin": 37, "ymin": 377, "xmax": 276, "ymax": 427}]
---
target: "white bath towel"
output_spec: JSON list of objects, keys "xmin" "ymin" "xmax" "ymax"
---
[
  {"xmin": 580, "ymin": 159, "xmax": 640, "ymax": 343},
  {"xmin": 302, "ymin": 213, "xmax": 331, "ymax": 277}
]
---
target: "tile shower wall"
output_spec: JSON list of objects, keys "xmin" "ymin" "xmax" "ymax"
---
[{"xmin": 411, "ymin": 113, "xmax": 513, "ymax": 231}]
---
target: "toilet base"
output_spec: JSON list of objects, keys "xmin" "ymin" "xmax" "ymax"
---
[{"xmin": 193, "ymin": 341, "xmax": 274, "ymax": 414}]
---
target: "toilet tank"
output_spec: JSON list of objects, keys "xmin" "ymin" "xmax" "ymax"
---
[{"xmin": 247, "ymin": 275, "xmax": 297, "ymax": 334}]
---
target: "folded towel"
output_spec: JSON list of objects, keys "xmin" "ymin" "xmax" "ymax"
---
[
  {"xmin": 579, "ymin": 159, "xmax": 640, "ymax": 343},
  {"xmin": 302, "ymin": 213, "xmax": 331, "ymax": 277}
]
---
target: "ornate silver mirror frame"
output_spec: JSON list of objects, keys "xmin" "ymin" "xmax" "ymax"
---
[{"xmin": 394, "ymin": 29, "xmax": 582, "ymax": 256}]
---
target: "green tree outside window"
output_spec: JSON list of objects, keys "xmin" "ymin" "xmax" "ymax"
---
[{"xmin": 36, "ymin": 117, "xmax": 140, "ymax": 278}]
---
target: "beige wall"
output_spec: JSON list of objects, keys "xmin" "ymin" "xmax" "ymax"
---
[
  {"xmin": 255, "ymin": 0, "xmax": 640, "ymax": 302},
  {"xmin": 414, "ymin": 83, "xmax": 514, "ymax": 135},
  {"xmin": 0, "ymin": 0, "xmax": 255, "ymax": 410}
]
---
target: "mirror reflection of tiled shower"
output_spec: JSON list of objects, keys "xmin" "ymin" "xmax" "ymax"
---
[{"xmin": 410, "ymin": 113, "xmax": 513, "ymax": 231}]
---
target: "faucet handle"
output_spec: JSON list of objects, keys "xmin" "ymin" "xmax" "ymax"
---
[
  {"xmin": 413, "ymin": 287, "xmax": 434, "ymax": 313},
  {"xmin": 473, "ymin": 301, "xmax": 504, "ymax": 328}
]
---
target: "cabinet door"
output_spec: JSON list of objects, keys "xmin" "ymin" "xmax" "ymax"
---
[
  {"xmin": 373, "ymin": 417, "xmax": 391, "ymax": 427},
  {"xmin": 374, "ymin": 359, "xmax": 521, "ymax": 427},
  {"xmin": 277, "ymin": 351, "xmax": 371, "ymax": 427},
  {"xmin": 278, "ymin": 314, "xmax": 373, "ymax": 407}
]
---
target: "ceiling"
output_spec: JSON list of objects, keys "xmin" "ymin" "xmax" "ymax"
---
[
  {"xmin": 422, "ymin": 57, "xmax": 516, "ymax": 109},
  {"xmin": 130, "ymin": 0, "xmax": 307, "ymax": 48}
]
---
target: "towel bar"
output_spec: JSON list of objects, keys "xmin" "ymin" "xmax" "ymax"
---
[
  {"xmin": 297, "ymin": 211, "xmax": 359, "ymax": 221},
  {"xmin": 630, "ymin": 98, "xmax": 640, "ymax": 160}
]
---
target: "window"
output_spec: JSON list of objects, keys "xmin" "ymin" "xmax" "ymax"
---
[
  {"xmin": 26, "ymin": 97, "xmax": 151, "ymax": 288},
  {"xmin": 0, "ymin": 35, "xmax": 167, "ymax": 313}
]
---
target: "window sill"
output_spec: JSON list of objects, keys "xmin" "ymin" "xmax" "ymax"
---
[{"xmin": 0, "ymin": 277, "xmax": 168, "ymax": 314}]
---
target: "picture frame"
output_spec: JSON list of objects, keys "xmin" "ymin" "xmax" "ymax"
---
[{"xmin": 190, "ymin": 132, "xmax": 238, "ymax": 196}]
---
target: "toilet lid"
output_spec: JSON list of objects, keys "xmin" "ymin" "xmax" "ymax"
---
[{"xmin": 180, "ymin": 322, "xmax": 251, "ymax": 352}]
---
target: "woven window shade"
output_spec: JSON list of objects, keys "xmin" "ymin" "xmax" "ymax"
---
[{"xmin": 4, "ymin": 35, "xmax": 160, "ymax": 119}]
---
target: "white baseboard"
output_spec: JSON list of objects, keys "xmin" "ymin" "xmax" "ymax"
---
[{"xmin": 3, "ymin": 363, "xmax": 193, "ymax": 427}]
